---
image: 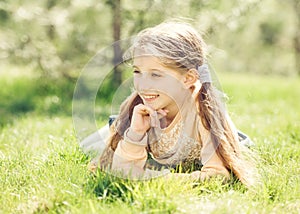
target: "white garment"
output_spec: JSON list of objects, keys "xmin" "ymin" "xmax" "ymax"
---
[{"xmin": 79, "ymin": 124, "xmax": 110, "ymax": 161}]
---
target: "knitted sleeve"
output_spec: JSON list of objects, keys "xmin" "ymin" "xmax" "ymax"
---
[{"xmin": 111, "ymin": 128, "xmax": 148, "ymax": 178}]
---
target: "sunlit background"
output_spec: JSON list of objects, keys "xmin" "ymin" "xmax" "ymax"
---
[
  {"xmin": 0, "ymin": 0, "xmax": 299, "ymax": 125},
  {"xmin": 0, "ymin": 1, "xmax": 300, "ymax": 213}
]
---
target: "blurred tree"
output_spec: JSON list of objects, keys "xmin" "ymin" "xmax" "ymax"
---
[
  {"xmin": 106, "ymin": 0, "xmax": 122, "ymax": 87},
  {"xmin": 259, "ymin": 21, "xmax": 282, "ymax": 46},
  {"xmin": 0, "ymin": 1, "xmax": 110, "ymax": 80},
  {"xmin": 46, "ymin": 0, "xmax": 56, "ymax": 40},
  {"xmin": 0, "ymin": 0, "xmax": 298, "ymax": 83},
  {"xmin": 292, "ymin": 0, "xmax": 300, "ymax": 75}
]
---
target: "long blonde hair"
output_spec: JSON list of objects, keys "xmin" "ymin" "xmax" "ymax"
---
[{"xmin": 99, "ymin": 21, "xmax": 257, "ymax": 187}]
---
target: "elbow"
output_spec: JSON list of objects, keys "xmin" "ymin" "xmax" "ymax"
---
[
  {"xmin": 111, "ymin": 156, "xmax": 146, "ymax": 178},
  {"xmin": 111, "ymin": 147, "xmax": 147, "ymax": 179}
]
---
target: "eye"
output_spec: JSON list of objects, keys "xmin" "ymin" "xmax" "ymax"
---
[
  {"xmin": 151, "ymin": 73, "xmax": 162, "ymax": 77},
  {"xmin": 133, "ymin": 70, "xmax": 141, "ymax": 74}
]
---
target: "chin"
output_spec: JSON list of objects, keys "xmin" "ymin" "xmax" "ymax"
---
[{"xmin": 144, "ymin": 102, "xmax": 161, "ymax": 111}]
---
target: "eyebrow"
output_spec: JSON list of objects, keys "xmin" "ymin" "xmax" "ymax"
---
[
  {"xmin": 133, "ymin": 65, "xmax": 164, "ymax": 73},
  {"xmin": 150, "ymin": 69, "xmax": 164, "ymax": 73}
]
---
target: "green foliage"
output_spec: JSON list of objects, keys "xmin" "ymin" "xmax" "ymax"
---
[
  {"xmin": 0, "ymin": 74, "xmax": 74, "ymax": 126},
  {"xmin": 0, "ymin": 0, "xmax": 110, "ymax": 79},
  {"xmin": 1, "ymin": 1, "xmax": 300, "ymax": 212},
  {"xmin": 260, "ymin": 20, "xmax": 283, "ymax": 45},
  {"xmin": 0, "ymin": 0, "xmax": 298, "ymax": 87}
]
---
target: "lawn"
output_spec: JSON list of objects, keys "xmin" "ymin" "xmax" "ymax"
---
[{"xmin": 0, "ymin": 71, "xmax": 299, "ymax": 213}]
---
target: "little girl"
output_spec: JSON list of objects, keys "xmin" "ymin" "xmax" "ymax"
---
[{"xmin": 82, "ymin": 21, "xmax": 256, "ymax": 187}]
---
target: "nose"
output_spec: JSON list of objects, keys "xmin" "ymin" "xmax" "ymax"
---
[{"xmin": 134, "ymin": 73, "xmax": 153, "ymax": 91}]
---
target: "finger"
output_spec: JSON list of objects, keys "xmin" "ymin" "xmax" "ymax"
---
[
  {"xmin": 157, "ymin": 109, "xmax": 167, "ymax": 116},
  {"xmin": 134, "ymin": 104, "xmax": 163, "ymax": 128},
  {"xmin": 135, "ymin": 104, "xmax": 155, "ymax": 116},
  {"xmin": 157, "ymin": 109, "xmax": 168, "ymax": 119}
]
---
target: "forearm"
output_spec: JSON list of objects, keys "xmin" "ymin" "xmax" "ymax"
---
[{"xmin": 111, "ymin": 128, "xmax": 148, "ymax": 178}]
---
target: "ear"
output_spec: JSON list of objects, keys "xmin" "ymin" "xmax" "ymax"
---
[{"xmin": 183, "ymin": 69, "xmax": 198, "ymax": 89}]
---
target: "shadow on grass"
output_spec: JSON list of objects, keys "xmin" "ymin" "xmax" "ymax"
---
[
  {"xmin": 83, "ymin": 170, "xmax": 179, "ymax": 212},
  {"xmin": 84, "ymin": 170, "xmax": 135, "ymax": 203},
  {"xmin": 83, "ymin": 167, "xmax": 247, "ymax": 213},
  {"xmin": 0, "ymin": 76, "xmax": 114, "ymax": 128}
]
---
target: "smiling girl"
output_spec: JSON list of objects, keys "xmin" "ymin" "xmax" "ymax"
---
[{"xmin": 86, "ymin": 21, "xmax": 257, "ymax": 187}]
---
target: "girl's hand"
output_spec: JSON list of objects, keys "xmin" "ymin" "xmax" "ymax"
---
[{"xmin": 130, "ymin": 104, "xmax": 168, "ymax": 135}]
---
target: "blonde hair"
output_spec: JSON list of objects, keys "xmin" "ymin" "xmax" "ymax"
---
[
  {"xmin": 124, "ymin": 22, "xmax": 207, "ymax": 71},
  {"xmin": 99, "ymin": 21, "xmax": 257, "ymax": 187}
]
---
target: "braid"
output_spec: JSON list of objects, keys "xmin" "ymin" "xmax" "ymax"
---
[{"xmin": 197, "ymin": 83, "xmax": 255, "ymax": 187}]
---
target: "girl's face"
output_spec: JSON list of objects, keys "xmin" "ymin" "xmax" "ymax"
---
[{"xmin": 133, "ymin": 56, "xmax": 191, "ymax": 117}]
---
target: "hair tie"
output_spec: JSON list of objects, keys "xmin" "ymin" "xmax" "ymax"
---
[{"xmin": 197, "ymin": 64, "xmax": 212, "ymax": 84}]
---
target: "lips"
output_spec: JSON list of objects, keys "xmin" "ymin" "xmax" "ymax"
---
[{"xmin": 141, "ymin": 94, "xmax": 159, "ymax": 102}]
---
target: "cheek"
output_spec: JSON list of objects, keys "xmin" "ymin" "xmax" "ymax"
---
[
  {"xmin": 134, "ymin": 76, "xmax": 160, "ymax": 91},
  {"xmin": 158, "ymin": 93, "xmax": 173, "ymax": 104},
  {"xmin": 160, "ymin": 87, "xmax": 184, "ymax": 100},
  {"xmin": 157, "ymin": 78, "xmax": 189, "ymax": 106},
  {"xmin": 133, "ymin": 76, "xmax": 147, "ymax": 91},
  {"xmin": 157, "ymin": 78, "xmax": 185, "ymax": 96},
  {"xmin": 133, "ymin": 77, "xmax": 139, "ymax": 90}
]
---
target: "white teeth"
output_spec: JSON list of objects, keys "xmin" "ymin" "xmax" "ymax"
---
[{"xmin": 144, "ymin": 95, "xmax": 157, "ymax": 99}]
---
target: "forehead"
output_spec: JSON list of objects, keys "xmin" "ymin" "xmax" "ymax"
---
[{"xmin": 133, "ymin": 56, "xmax": 165, "ymax": 68}]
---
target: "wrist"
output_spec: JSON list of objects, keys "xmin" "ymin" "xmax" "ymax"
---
[{"xmin": 126, "ymin": 127, "xmax": 146, "ymax": 142}]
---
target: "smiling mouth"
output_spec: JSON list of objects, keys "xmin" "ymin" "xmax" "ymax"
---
[{"xmin": 142, "ymin": 94, "xmax": 159, "ymax": 102}]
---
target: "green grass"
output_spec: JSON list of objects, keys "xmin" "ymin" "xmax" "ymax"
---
[{"xmin": 0, "ymin": 72, "xmax": 300, "ymax": 213}]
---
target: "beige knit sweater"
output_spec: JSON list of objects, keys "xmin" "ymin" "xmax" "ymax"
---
[{"xmin": 111, "ymin": 93, "xmax": 233, "ymax": 180}]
